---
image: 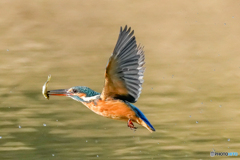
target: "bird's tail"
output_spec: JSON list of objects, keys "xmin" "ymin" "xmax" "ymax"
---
[
  {"xmin": 139, "ymin": 118, "xmax": 156, "ymax": 133},
  {"xmin": 129, "ymin": 103, "xmax": 156, "ymax": 132}
]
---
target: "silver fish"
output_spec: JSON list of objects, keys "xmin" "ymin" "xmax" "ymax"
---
[{"xmin": 42, "ymin": 74, "xmax": 51, "ymax": 99}]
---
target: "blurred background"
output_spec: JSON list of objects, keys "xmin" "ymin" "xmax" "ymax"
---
[{"xmin": 1, "ymin": 0, "xmax": 240, "ymax": 159}]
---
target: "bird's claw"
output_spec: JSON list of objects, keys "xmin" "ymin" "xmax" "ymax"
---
[{"xmin": 128, "ymin": 119, "xmax": 137, "ymax": 131}]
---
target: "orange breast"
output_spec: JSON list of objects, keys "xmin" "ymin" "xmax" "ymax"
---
[{"xmin": 82, "ymin": 99, "xmax": 137, "ymax": 121}]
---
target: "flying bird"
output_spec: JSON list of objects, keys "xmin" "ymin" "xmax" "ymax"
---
[{"xmin": 46, "ymin": 26, "xmax": 155, "ymax": 132}]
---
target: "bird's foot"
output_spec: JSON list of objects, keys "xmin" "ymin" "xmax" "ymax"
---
[{"xmin": 128, "ymin": 119, "xmax": 137, "ymax": 131}]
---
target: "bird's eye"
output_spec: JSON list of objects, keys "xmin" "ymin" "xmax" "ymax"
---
[{"xmin": 72, "ymin": 89, "xmax": 77, "ymax": 93}]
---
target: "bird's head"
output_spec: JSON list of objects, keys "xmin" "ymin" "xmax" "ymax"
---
[
  {"xmin": 48, "ymin": 86, "xmax": 88, "ymax": 102},
  {"xmin": 47, "ymin": 86, "xmax": 99, "ymax": 102}
]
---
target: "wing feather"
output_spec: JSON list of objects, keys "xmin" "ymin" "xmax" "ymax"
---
[{"xmin": 101, "ymin": 25, "xmax": 145, "ymax": 103}]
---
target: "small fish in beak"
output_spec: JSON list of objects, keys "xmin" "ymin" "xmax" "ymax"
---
[{"xmin": 42, "ymin": 74, "xmax": 51, "ymax": 99}]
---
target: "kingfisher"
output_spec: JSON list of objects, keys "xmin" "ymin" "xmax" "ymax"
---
[{"xmin": 47, "ymin": 26, "xmax": 155, "ymax": 132}]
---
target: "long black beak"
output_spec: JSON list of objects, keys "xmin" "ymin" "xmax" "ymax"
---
[{"xmin": 47, "ymin": 89, "xmax": 69, "ymax": 96}]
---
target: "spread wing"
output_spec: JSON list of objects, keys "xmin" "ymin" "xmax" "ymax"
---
[{"xmin": 101, "ymin": 25, "xmax": 145, "ymax": 103}]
